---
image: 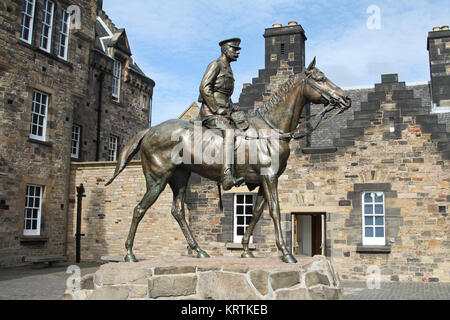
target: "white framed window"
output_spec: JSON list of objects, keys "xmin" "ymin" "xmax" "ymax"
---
[
  {"xmin": 24, "ymin": 185, "xmax": 43, "ymax": 236},
  {"xmin": 108, "ymin": 135, "xmax": 118, "ymax": 161},
  {"xmin": 233, "ymin": 194, "xmax": 254, "ymax": 243},
  {"xmin": 29, "ymin": 91, "xmax": 49, "ymax": 141},
  {"xmin": 20, "ymin": 0, "xmax": 36, "ymax": 44},
  {"xmin": 71, "ymin": 124, "xmax": 81, "ymax": 159},
  {"xmin": 362, "ymin": 192, "xmax": 386, "ymax": 246},
  {"xmin": 112, "ymin": 60, "xmax": 122, "ymax": 102},
  {"xmin": 39, "ymin": 0, "xmax": 54, "ymax": 52},
  {"xmin": 57, "ymin": 9, "xmax": 71, "ymax": 60}
]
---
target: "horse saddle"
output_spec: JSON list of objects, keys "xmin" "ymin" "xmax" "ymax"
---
[{"xmin": 230, "ymin": 111, "xmax": 249, "ymax": 131}]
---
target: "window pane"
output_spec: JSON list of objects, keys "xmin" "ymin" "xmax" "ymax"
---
[
  {"xmin": 237, "ymin": 216, "xmax": 245, "ymax": 225},
  {"xmin": 365, "ymin": 216, "xmax": 373, "ymax": 226},
  {"xmin": 375, "ymin": 193, "xmax": 384, "ymax": 203},
  {"xmin": 246, "ymin": 206, "xmax": 253, "ymax": 215},
  {"xmin": 236, "ymin": 195, "xmax": 244, "ymax": 204},
  {"xmin": 246, "ymin": 216, "xmax": 252, "ymax": 225},
  {"xmin": 375, "ymin": 217, "xmax": 384, "ymax": 226},
  {"xmin": 245, "ymin": 195, "xmax": 253, "ymax": 204},
  {"xmin": 236, "ymin": 206, "xmax": 244, "ymax": 215},
  {"xmin": 365, "ymin": 227, "xmax": 374, "ymax": 237},
  {"xmin": 364, "ymin": 205, "xmax": 373, "ymax": 214},
  {"xmin": 364, "ymin": 193, "xmax": 373, "ymax": 203},
  {"xmin": 375, "ymin": 205, "xmax": 383, "ymax": 214},
  {"xmin": 237, "ymin": 227, "xmax": 245, "ymax": 236},
  {"xmin": 375, "ymin": 227, "xmax": 384, "ymax": 238}
]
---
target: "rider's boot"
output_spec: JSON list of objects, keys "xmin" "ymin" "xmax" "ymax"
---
[{"xmin": 221, "ymin": 129, "xmax": 245, "ymax": 191}]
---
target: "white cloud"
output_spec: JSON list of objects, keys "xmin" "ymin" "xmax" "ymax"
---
[{"xmin": 102, "ymin": 0, "xmax": 450, "ymax": 125}]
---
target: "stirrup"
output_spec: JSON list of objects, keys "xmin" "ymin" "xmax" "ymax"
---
[{"xmin": 222, "ymin": 172, "xmax": 245, "ymax": 191}]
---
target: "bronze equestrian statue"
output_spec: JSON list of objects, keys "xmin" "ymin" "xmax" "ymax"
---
[
  {"xmin": 105, "ymin": 38, "xmax": 351, "ymax": 263},
  {"xmin": 198, "ymin": 38, "xmax": 245, "ymax": 191}
]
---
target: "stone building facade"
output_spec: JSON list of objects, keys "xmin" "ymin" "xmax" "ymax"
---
[
  {"xmin": 0, "ymin": 0, "xmax": 154, "ymax": 266},
  {"xmin": 65, "ymin": 22, "xmax": 449, "ymax": 283}
]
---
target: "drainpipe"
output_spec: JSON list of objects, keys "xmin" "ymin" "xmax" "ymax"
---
[{"xmin": 95, "ymin": 73, "xmax": 104, "ymax": 161}]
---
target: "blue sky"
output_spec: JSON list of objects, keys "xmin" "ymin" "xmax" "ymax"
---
[{"xmin": 102, "ymin": 0, "xmax": 450, "ymax": 125}]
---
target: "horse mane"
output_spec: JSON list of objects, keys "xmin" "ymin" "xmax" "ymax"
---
[{"xmin": 249, "ymin": 72, "xmax": 304, "ymax": 117}]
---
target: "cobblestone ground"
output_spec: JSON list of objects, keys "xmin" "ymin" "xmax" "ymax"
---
[
  {"xmin": 0, "ymin": 262, "xmax": 101, "ymax": 300},
  {"xmin": 343, "ymin": 281, "xmax": 450, "ymax": 300},
  {"xmin": 0, "ymin": 264, "xmax": 449, "ymax": 300}
]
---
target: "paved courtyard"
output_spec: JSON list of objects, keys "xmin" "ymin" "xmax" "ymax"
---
[{"xmin": 0, "ymin": 263, "xmax": 448, "ymax": 300}]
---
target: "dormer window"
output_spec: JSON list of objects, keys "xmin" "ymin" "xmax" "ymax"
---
[{"xmin": 112, "ymin": 59, "xmax": 122, "ymax": 102}]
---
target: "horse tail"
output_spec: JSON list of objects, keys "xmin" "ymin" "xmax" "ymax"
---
[{"xmin": 105, "ymin": 128, "xmax": 151, "ymax": 186}]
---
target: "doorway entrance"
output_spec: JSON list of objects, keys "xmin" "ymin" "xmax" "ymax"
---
[{"xmin": 292, "ymin": 213, "xmax": 326, "ymax": 257}]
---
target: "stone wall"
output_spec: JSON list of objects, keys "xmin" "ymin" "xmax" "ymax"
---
[
  {"xmin": 0, "ymin": 0, "xmax": 97, "ymax": 264},
  {"xmin": 67, "ymin": 161, "xmax": 189, "ymax": 261},
  {"xmin": 63, "ymin": 256, "xmax": 343, "ymax": 300}
]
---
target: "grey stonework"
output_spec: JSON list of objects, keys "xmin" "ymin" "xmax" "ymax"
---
[
  {"xmin": 238, "ymin": 23, "xmax": 306, "ymax": 112},
  {"xmin": 0, "ymin": 0, "xmax": 153, "ymax": 265},
  {"xmin": 427, "ymin": 28, "xmax": 450, "ymax": 108}
]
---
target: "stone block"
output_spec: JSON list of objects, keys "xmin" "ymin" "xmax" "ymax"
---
[
  {"xmin": 197, "ymin": 272, "xmax": 260, "ymax": 300},
  {"xmin": 148, "ymin": 275, "xmax": 197, "ymax": 298},
  {"xmin": 275, "ymin": 286, "xmax": 311, "ymax": 300},
  {"xmin": 249, "ymin": 270, "xmax": 270, "ymax": 296},
  {"xmin": 154, "ymin": 266, "xmax": 196, "ymax": 275},
  {"xmin": 94, "ymin": 267, "xmax": 150, "ymax": 286},
  {"xmin": 222, "ymin": 264, "xmax": 249, "ymax": 273},
  {"xmin": 269, "ymin": 271, "xmax": 300, "ymax": 291},
  {"xmin": 308, "ymin": 285, "xmax": 342, "ymax": 300},
  {"xmin": 80, "ymin": 274, "xmax": 95, "ymax": 290},
  {"xmin": 88, "ymin": 286, "xmax": 130, "ymax": 300},
  {"xmin": 305, "ymin": 271, "xmax": 330, "ymax": 287}
]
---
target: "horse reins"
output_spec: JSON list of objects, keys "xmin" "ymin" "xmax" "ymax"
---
[{"xmin": 237, "ymin": 72, "xmax": 347, "ymax": 141}]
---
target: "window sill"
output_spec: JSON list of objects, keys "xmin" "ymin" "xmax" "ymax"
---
[
  {"xmin": 16, "ymin": 40, "xmax": 73, "ymax": 70},
  {"xmin": 225, "ymin": 242, "xmax": 256, "ymax": 250},
  {"xmin": 20, "ymin": 236, "xmax": 49, "ymax": 245},
  {"xmin": 28, "ymin": 138, "xmax": 53, "ymax": 148},
  {"xmin": 356, "ymin": 245, "xmax": 391, "ymax": 254}
]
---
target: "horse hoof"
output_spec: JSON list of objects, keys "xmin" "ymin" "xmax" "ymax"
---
[
  {"xmin": 197, "ymin": 251, "xmax": 210, "ymax": 259},
  {"xmin": 241, "ymin": 251, "xmax": 255, "ymax": 259},
  {"xmin": 282, "ymin": 254, "xmax": 298, "ymax": 264},
  {"xmin": 125, "ymin": 254, "xmax": 138, "ymax": 263}
]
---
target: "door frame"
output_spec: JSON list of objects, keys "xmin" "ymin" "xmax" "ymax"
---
[{"xmin": 291, "ymin": 212, "xmax": 327, "ymax": 257}]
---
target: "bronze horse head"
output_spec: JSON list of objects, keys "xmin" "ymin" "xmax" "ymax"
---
[{"xmin": 106, "ymin": 58, "xmax": 351, "ymax": 264}]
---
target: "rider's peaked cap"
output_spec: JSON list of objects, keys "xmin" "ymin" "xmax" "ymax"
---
[{"xmin": 219, "ymin": 38, "xmax": 241, "ymax": 49}]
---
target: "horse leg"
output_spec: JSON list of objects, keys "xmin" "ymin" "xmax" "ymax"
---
[
  {"xmin": 125, "ymin": 174, "xmax": 166, "ymax": 262},
  {"xmin": 241, "ymin": 187, "xmax": 265, "ymax": 258},
  {"xmin": 169, "ymin": 169, "xmax": 210, "ymax": 259},
  {"xmin": 261, "ymin": 175, "xmax": 297, "ymax": 264}
]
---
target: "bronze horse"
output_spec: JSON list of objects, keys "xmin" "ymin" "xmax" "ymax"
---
[{"xmin": 105, "ymin": 58, "xmax": 351, "ymax": 264}]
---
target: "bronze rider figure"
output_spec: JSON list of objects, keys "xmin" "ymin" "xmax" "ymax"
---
[{"xmin": 198, "ymin": 38, "xmax": 245, "ymax": 191}]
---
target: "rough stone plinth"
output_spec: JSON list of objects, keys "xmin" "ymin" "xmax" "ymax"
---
[{"xmin": 63, "ymin": 256, "xmax": 343, "ymax": 300}]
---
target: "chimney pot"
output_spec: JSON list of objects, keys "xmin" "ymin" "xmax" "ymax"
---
[
  {"xmin": 273, "ymin": 23, "xmax": 282, "ymax": 28},
  {"xmin": 441, "ymin": 26, "xmax": 449, "ymax": 30},
  {"xmin": 288, "ymin": 21, "xmax": 298, "ymax": 26},
  {"xmin": 433, "ymin": 27, "xmax": 441, "ymax": 31}
]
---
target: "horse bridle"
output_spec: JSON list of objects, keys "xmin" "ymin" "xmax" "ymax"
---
[{"xmin": 241, "ymin": 72, "xmax": 347, "ymax": 141}]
